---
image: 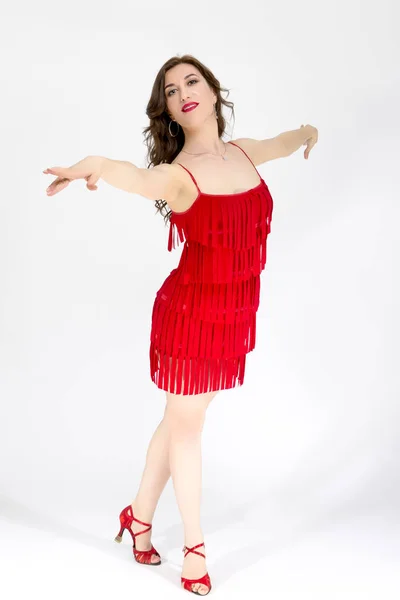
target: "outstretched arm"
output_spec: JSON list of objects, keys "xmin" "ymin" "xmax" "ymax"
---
[
  {"xmin": 44, "ymin": 156, "xmax": 184, "ymax": 203},
  {"xmin": 231, "ymin": 124, "xmax": 318, "ymax": 165}
]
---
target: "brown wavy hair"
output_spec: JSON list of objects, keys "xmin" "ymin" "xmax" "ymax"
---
[{"xmin": 142, "ymin": 55, "xmax": 235, "ymax": 225}]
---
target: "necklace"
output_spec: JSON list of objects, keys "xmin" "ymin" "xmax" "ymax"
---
[{"xmin": 181, "ymin": 143, "xmax": 228, "ymax": 161}]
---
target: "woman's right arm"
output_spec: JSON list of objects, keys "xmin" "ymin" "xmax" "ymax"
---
[{"xmin": 44, "ymin": 155, "xmax": 184, "ymax": 204}]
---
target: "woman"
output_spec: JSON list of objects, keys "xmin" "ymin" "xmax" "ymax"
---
[{"xmin": 44, "ymin": 55, "xmax": 318, "ymax": 595}]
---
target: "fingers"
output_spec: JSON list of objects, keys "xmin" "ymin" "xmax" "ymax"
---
[
  {"xmin": 43, "ymin": 167, "xmax": 73, "ymax": 177},
  {"xmin": 44, "ymin": 168, "xmax": 71, "ymax": 195},
  {"xmin": 44, "ymin": 166, "xmax": 100, "ymax": 194},
  {"xmin": 304, "ymin": 141, "xmax": 315, "ymax": 159},
  {"xmin": 44, "ymin": 166, "xmax": 91, "ymax": 179},
  {"xmin": 85, "ymin": 173, "xmax": 100, "ymax": 190},
  {"xmin": 46, "ymin": 179, "xmax": 70, "ymax": 195},
  {"xmin": 43, "ymin": 167, "xmax": 64, "ymax": 174}
]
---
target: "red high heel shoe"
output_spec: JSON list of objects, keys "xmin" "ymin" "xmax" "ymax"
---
[
  {"xmin": 114, "ymin": 504, "xmax": 161, "ymax": 566},
  {"xmin": 181, "ymin": 542, "xmax": 212, "ymax": 595}
]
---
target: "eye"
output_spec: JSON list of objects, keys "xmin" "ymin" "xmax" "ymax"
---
[{"xmin": 167, "ymin": 79, "xmax": 198, "ymax": 97}]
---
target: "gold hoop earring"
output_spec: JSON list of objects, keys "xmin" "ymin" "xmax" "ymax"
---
[{"xmin": 168, "ymin": 119, "xmax": 180, "ymax": 137}]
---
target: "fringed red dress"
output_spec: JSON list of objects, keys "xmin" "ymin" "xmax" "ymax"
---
[{"xmin": 149, "ymin": 141, "xmax": 274, "ymax": 395}]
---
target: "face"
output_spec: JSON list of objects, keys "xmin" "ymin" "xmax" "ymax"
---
[{"xmin": 164, "ymin": 63, "xmax": 216, "ymax": 127}]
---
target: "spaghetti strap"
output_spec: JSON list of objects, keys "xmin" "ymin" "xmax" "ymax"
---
[
  {"xmin": 177, "ymin": 163, "xmax": 201, "ymax": 194},
  {"xmin": 227, "ymin": 141, "xmax": 261, "ymax": 180}
]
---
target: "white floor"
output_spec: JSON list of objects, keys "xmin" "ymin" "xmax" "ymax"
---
[{"xmin": 1, "ymin": 492, "xmax": 398, "ymax": 600}]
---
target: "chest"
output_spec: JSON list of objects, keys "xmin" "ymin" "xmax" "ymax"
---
[{"xmin": 170, "ymin": 156, "xmax": 262, "ymax": 214}]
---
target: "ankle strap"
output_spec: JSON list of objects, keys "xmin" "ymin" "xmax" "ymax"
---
[
  {"xmin": 182, "ymin": 542, "xmax": 205, "ymax": 559},
  {"xmin": 128, "ymin": 506, "xmax": 152, "ymax": 533}
]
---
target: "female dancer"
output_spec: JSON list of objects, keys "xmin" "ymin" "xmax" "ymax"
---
[{"xmin": 44, "ymin": 55, "xmax": 318, "ymax": 595}]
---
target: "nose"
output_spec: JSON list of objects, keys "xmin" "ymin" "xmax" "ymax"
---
[{"xmin": 180, "ymin": 91, "xmax": 191, "ymax": 103}]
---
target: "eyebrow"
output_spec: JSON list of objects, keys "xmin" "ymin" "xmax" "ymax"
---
[{"xmin": 164, "ymin": 73, "xmax": 198, "ymax": 91}]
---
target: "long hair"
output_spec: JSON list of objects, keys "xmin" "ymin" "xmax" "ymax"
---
[{"xmin": 142, "ymin": 55, "xmax": 235, "ymax": 225}]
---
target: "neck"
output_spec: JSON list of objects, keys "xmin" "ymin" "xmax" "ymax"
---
[{"xmin": 181, "ymin": 119, "xmax": 223, "ymax": 155}]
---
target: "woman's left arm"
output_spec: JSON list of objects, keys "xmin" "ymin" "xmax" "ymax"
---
[
  {"xmin": 231, "ymin": 124, "xmax": 318, "ymax": 166},
  {"xmin": 279, "ymin": 124, "xmax": 318, "ymax": 159}
]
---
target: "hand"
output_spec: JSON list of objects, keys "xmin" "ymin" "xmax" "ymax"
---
[
  {"xmin": 43, "ymin": 155, "xmax": 105, "ymax": 196},
  {"xmin": 300, "ymin": 124, "xmax": 318, "ymax": 160}
]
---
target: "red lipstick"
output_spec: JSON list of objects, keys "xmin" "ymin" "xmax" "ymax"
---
[{"xmin": 182, "ymin": 102, "xmax": 199, "ymax": 112}]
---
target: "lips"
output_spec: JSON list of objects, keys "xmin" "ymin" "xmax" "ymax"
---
[{"xmin": 182, "ymin": 102, "xmax": 199, "ymax": 112}]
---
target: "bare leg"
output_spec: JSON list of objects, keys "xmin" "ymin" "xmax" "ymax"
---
[
  {"xmin": 130, "ymin": 392, "xmax": 215, "ymax": 565},
  {"xmin": 130, "ymin": 415, "xmax": 170, "ymax": 563},
  {"xmin": 165, "ymin": 389, "xmax": 218, "ymax": 595}
]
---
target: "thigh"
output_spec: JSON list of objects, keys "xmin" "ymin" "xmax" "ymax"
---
[{"xmin": 165, "ymin": 389, "xmax": 218, "ymax": 410}]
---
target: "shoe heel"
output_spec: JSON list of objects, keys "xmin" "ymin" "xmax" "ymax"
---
[{"xmin": 114, "ymin": 525, "xmax": 125, "ymax": 543}]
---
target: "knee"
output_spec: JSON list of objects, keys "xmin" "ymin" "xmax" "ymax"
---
[
  {"xmin": 164, "ymin": 395, "xmax": 209, "ymax": 437},
  {"xmin": 166, "ymin": 406, "xmax": 205, "ymax": 437}
]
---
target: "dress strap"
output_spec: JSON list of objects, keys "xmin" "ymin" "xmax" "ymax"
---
[
  {"xmin": 227, "ymin": 141, "xmax": 261, "ymax": 180},
  {"xmin": 177, "ymin": 163, "xmax": 201, "ymax": 195}
]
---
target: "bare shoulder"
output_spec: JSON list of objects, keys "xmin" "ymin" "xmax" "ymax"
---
[{"xmin": 229, "ymin": 136, "xmax": 288, "ymax": 166}]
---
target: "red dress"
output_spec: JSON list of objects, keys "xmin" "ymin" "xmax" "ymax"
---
[{"xmin": 149, "ymin": 141, "xmax": 274, "ymax": 395}]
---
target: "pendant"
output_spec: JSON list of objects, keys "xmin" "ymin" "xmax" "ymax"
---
[{"xmin": 222, "ymin": 155, "xmax": 228, "ymax": 161}]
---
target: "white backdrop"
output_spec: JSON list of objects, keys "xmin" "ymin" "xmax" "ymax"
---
[{"xmin": 0, "ymin": 0, "xmax": 399, "ymax": 598}]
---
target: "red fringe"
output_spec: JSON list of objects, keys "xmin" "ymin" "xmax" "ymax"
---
[
  {"xmin": 168, "ymin": 184, "xmax": 273, "ymax": 252},
  {"xmin": 149, "ymin": 345, "xmax": 248, "ymax": 395},
  {"xmin": 150, "ymin": 181, "xmax": 273, "ymax": 395}
]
